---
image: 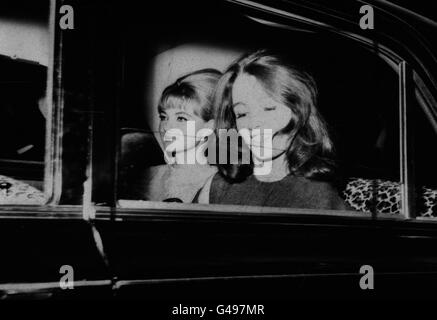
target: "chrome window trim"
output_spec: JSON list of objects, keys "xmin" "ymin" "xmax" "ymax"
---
[
  {"xmin": 114, "ymin": 201, "xmax": 406, "ymax": 222},
  {"xmin": 45, "ymin": 0, "xmax": 64, "ymax": 205},
  {"xmin": 399, "ymin": 61, "xmax": 416, "ymax": 219}
]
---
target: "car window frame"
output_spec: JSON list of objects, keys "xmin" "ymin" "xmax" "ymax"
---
[{"xmin": 107, "ymin": 0, "xmax": 437, "ymax": 223}]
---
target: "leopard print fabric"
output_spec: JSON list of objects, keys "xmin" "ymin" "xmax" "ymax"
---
[
  {"xmin": 422, "ymin": 187, "xmax": 437, "ymax": 218},
  {"xmin": 0, "ymin": 175, "xmax": 47, "ymax": 205},
  {"xmin": 343, "ymin": 177, "xmax": 437, "ymax": 218}
]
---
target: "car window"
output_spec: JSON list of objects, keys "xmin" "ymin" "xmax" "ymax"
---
[
  {"xmin": 113, "ymin": 0, "xmax": 402, "ymax": 218},
  {"xmin": 0, "ymin": 1, "xmax": 51, "ymax": 205}
]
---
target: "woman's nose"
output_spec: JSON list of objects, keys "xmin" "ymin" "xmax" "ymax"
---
[
  {"xmin": 159, "ymin": 122, "xmax": 168, "ymax": 133},
  {"xmin": 249, "ymin": 115, "xmax": 263, "ymax": 130},
  {"xmin": 160, "ymin": 119, "xmax": 174, "ymax": 133}
]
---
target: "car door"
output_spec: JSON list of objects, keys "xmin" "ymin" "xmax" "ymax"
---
[{"xmin": 84, "ymin": 0, "xmax": 437, "ymax": 300}]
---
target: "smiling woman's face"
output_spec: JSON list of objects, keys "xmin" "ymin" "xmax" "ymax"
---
[
  {"xmin": 232, "ymin": 73, "xmax": 292, "ymax": 160},
  {"xmin": 158, "ymin": 102, "xmax": 209, "ymax": 155}
]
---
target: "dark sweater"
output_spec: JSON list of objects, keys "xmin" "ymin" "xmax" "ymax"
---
[{"xmin": 209, "ymin": 173, "xmax": 349, "ymax": 210}]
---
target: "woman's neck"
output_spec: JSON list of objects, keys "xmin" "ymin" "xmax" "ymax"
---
[{"xmin": 253, "ymin": 152, "xmax": 289, "ymax": 182}]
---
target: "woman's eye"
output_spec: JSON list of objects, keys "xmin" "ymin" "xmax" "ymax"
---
[
  {"xmin": 159, "ymin": 115, "xmax": 167, "ymax": 121},
  {"xmin": 264, "ymin": 106, "xmax": 276, "ymax": 111},
  {"xmin": 235, "ymin": 113, "xmax": 247, "ymax": 119},
  {"xmin": 177, "ymin": 116, "xmax": 188, "ymax": 122}
]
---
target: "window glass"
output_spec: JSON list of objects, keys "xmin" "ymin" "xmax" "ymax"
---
[
  {"xmin": 114, "ymin": 0, "xmax": 400, "ymax": 216},
  {"xmin": 0, "ymin": 1, "xmax": 50, "ymax": 205}
]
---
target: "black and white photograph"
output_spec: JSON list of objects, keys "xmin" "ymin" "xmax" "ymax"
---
[{"xmin": 0, "ymin": 0, "xmax": 437, "ymax": 310}]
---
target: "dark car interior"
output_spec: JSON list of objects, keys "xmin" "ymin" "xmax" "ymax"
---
[
  {"xmin": 0, "ymin": 1, "xmax": 49, "ymax": 193},
  {"xmin": 0, "ymin": 56, "xmax": 47, "ymax": 190}
]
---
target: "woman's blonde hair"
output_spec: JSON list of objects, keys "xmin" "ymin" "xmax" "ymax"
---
[{"xmin": 158, "ymin": 68, "xmax": 222, "ymax": 121}]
